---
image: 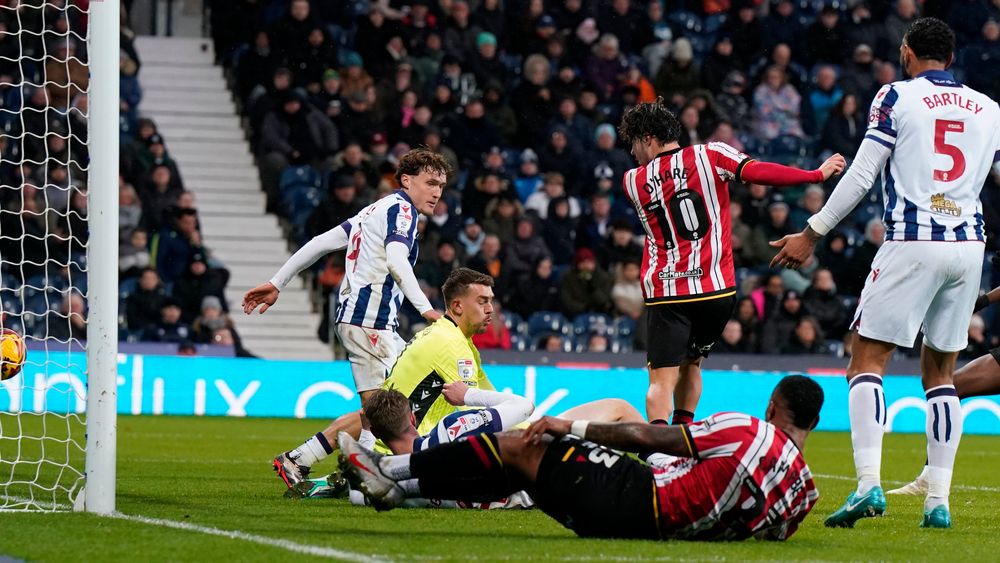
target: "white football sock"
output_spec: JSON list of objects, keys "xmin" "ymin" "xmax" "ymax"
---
[
  {"xmin": 849, "ymin": 373, "xmax": 886, "ymax": 495},
  {"xmin": 379, "ymin": 453, "xmax": 412, "ymax": 480},
  {"xmin": 925, "ymin": 384, "xmax": 963, "ymax": 511},
  {"xmin": 288, "ymin": 432, "xmax": 333, "ymax": 468},
  {"xmin": 399, "ymin": 478, "xmax": 421, "ymax": 496}
]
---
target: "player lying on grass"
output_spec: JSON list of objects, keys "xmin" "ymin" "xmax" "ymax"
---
[
  {"xmin": 242, "ymin": 149, "xmax": 449, "ymax": 487},
  {"xmin": 889, "ymin": 285, "xmax": 1000, "ymax": 495},
  {"xmin": 340, "ymin": 375, "xmax": 823, "ymax": 541},
  {"xmin": 293, "ymin": 382, "xmax": 647, "ymax": 504}
]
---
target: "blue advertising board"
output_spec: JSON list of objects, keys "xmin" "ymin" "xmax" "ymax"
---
[{"xmin": 2, "ymin": 352, "xmax": 999, "ymax": 434}]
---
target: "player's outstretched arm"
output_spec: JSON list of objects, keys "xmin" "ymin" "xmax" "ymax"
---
[
  {"xmin": 975, "ymin": 285, "xmax": 1000, "ymax": 312},
  {"xmin": 242, "ymin": 223, "xmax": 350, "ymax": 314},
  {"xmin": 740, "ymin": 153, "xmax": 846, "ymax": 186},
  {"xmin": 524, "ymin": 416, "xmax": 695, "ymax": 457}
]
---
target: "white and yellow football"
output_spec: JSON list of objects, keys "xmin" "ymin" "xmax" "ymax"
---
[{"xmin": 0, "ymin": 328, "xmax": 26, "ymax": 380}]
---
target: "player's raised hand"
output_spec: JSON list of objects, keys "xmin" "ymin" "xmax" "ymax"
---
[
  {"xmin": 442, "ymin": 381, "xmax": 470, "ymax": 406},
  {"xmin": 422, "ymin": 310, "xmax": 443, "ymax": 323},
  {"xmin": 242, "ymin": 282, "xmax": 279, "ymax": 315},
  {"xmin": 769, "ymin": 232, "xmax": 817, "ymax": 270},
  {"xmin": 818, "ymin": 153, "xmax": 847, "ymax": 180},
  {"xmin": 523, "ymin": 416, "xmax": 572, "ymax": 445}
]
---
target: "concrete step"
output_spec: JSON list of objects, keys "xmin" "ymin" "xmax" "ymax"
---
[
  {"xmin": 211, "ymin": 238, "xmax": 288, "ymax": 255},
  {"xmin": 156, "ymin": 126, "xmax": 245, "ymax": 143},
  {"xmin": 198, "ymin": 199, "xmax": 264, "ymax": 215},
  {"xmin": 195, "ymin": 190, "xmax": 265, "ymax": 207},
  {"xmin": 226, "ymin": 293, "xmax": 314, "ymax": 315},
  {"xmin": 170, "ymin": 148, "xmax": 255, "ymax": 167},
  {"xmin": 183, "ymin": 166, "xmax": 260, "ymax": 183},
  {"xmin": 141, "ymin": 65, "xmax": 224, "ymax": 82},
  {"xmin": 151, "ymin": 114, "xmax": 243, "ymax": 131},
  {"xmin": 135, "ymin": 37, "xmax": 215, "ymax": 62},
  {"xmin": 142, "ymin": 100, "xmax": 236, "ymax": 116},
  {"xmin": 144, "ymin": 90, "xmax": 235, "ymax": 109},
  {"xmin": 140, "ymin": 76, "xmax": 226, "ymax": 92},
  {"xmin": 225, "ymin": 263, "xmax": 288, "ymax": 282},
  {"xmin": 237, "ymin": 322, "xmax": 319, "ymax": 339}
]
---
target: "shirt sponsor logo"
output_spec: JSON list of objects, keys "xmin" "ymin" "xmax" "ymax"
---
[
  {"xmin": 930, "ymin": 193, "xmax": 961, "ymax": 216},
  {"xmin": 458, "ymin": 359, "xmax": 475, "ymax": 380},
  {"xmin": 394, "ymin": 205, "xmax": 413, "ymax": 236},
  {"xmin": 658, "ymin": 268, "xmax": 704, "ymax": 280}
]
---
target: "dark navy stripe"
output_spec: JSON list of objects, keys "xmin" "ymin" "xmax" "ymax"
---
[
  {"xmin": 315, "ymin": 432, "xmax": 334, "ymax": 454},
  {"xmin": 994, "ymin": 150, "xmax": 1000, "ymax": 163},
  {"xmin": 373, "ymin": 273, "xmax": 395, "ymax": 330},
  {"xmin": 903, "ymin": 197, "xmax": 918, "ymax": 240},
  {"xmin": 873, "ymin": 388, "xmax": 881, "ymax": 423},
  {"xmin": 872, "ymin": 126, "xmax": 897, "ymax": 137},
  {"xmin": 944, "ymin": 402, "xmax": 952, "ymax": 442},
  {"xmin": 335, "ymin": 301, "xmax": 347, "ymax": 323},
  {"xmin": 974, "ymin": 212, "xmax": 985, "ymax": 241},
  {"xmin": 926, "ymin": 386, "xmax": 958, "ymax": 400},
  {"xmin": 954, "ymin": 221, "xmax": 968, "ymax": 241},
  {"xmin": 877, "ymin": 87, "xmax": 899, "ymax": 131},
  {"xmin": 386, "ymin": 234, "xmax": 411, "ymax": 246},
  {"xmin": 883, "ymin": 162, "xmax": 897, "ymax": 240},
  {"xmin": 350, "ymin": 285, "xmax": 373, "ymax": 325},
  {"xmin": 882, "ymin": 392, "xmax": 887, "ymax": 425},
  {"xmin": 865, "ymin": 134, "xmax": 895, "ymax": 149},
  {"xmin": 384, "ymin": 204, "xmax": 400, "ymax": 245},
  {"xmin": 930, "ymin": 218, "xmax": 946, "ymax": 241},
  {"xmin": 932, "ymin": 403, "xmax": 940, "ymax": 441},
  {"xmin": 338, "ymin": 219, "xmax": 352, "ymax": 237},
  {"xmin": 850, "ymin": 374, "xmax": 883, "ymax": 389}
]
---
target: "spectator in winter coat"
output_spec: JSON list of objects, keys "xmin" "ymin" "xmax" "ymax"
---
[
  {"xmin": 559, "ymin": 247, "xmax": 614, "ymax": 317},
  {"xmin": 482, "ymin": 194, "xmax": 523, "ymax": 244},
  {"xmin": 547, "ymin": 97, "xmax": 595, "ymax": 152},
  {"xmin": 509, "ymin": 257, "xmax": 561, "ymax": 317},
  {"xmin": 752, "ymin": 66, "xmax": 805, "ymax": 141},
  {"xmin": 784, "ymin": 317, "xmax": 826, "ymax": 354},
  {"xmin": 586, "ymin": 124, "xmax": 633, "ymax": 197},
  {"xmin": 598, "ymin": 218, "xmax": 643, "ymax": 270},
  {"xmin": 761, "ymin": 290, "xmax": 806, "ymax": 354},
  {"xmin": 542, "ymin": 197, "xmax": 578, "ymax": 267},
  {"xmin": 803, "ymin": 6, "xmax": 849, "ymax": 65},
  {"xmin": 734, "ymin": 296, "xmax": 762, "ymax": 352},
  {"xmin": 513, "ymin": 148, "xmax": 544, "ymax": 203},
  {"xmin": 820, "ymin": 94, "xmax": 866, "ymax": 159},
  {"xmin": 173, "ymin": 252, "xmax": 229, "ymax": 323},
  {"xmin": 141, "ymin": 298, "xmax": 192, "ymax": 344},
  {"xmin": 119, "ymin": 229, "xmax": 150, "ymax": 280},
  {"xmin": 467, "ymin": 234, "xmax": 505, "ymax": 284},
  {"xmin": 801, "ymin": 66, "xmax": 843, "ymax": 137},
  {"xmin": 539, "ymin": 126, "xmax": 585, "ymax": 193},
  {"xmin": 526, "ymin": 172, "xmax": 582, "ymax": 220},
  {"xmin": 504, "ymin": 217, "xmax": 551, "ymax": 282},
  {"xmin": 716, "ymin": 320, "xmax": 751, "ymax": 354},
  {"xmin": 472, "ymin": 302, "xmax": 512, "ymax": 350},
  {"xmin": 152, "ymin": 209, "xmax": 204, "ymax": 284},
  {"xmin": 654, "ymin": 38, "xmax": 700, "ymax": 104},
  {"xmin": 803, "ymin": 268, "xmax": 849, "ymax": 340},
  {"xmin": 126, "ymin": 268, "xmax": 166, "ymax": 332},
  {"xmin": 584, "ymin": 34, "xmax": 629, "ymax": 102},
  {"xmin": 575, "ymin": 193, "xmax": 614, "ymax": 250},
  {"xmin": 191, "ymin": 296, "xmax": 235, "ymax": 344},
  {"xmin": 749, "ymin": 197, "xmax": 795, "ymax": 265},
  {"xmin": 611, "ymin": 258, "xmax": 643, "ymax": 321}
]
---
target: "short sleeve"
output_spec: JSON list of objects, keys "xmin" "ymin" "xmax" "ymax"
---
[
  {"xmin": 865, "ymin": 84, "xmax": 899, "ymax": 149},
  {"xmin": 706, "ymin": 142, "xmax": 753, "ymax": 182},
  {"xmin": 384, "ymin": 202, "xmax": 416, "ymax": 246},
  {"xmin": 685, "ymin": 412, "xmax": 755, "ymax": 459}
]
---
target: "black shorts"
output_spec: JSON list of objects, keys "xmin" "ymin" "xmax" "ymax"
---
[
  {"xmin": 991, "ymin": 346, "xmax": 1000, "ymax": 366},
  {"xmin": 646, "ymin": 294, "xmax": 736, "ymax": 369},
  {"xmin": 532, "ymin": 437, "xmax": 659, "ymax": 539}
]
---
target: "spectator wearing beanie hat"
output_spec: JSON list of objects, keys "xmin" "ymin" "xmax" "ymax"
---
[
  {"xmin": 760, "ymin": 289, "xmax": 807, "ymax": 354},
  {"xmin": 588, "ymin": 123, "xmax": 632, "ymax": 195},
  {"xmin": 469, "ymin": 31, "xmax": 508, "ymax": 88},
  {"xmin": 654, "ymin": 37, "xmax": 700, "ymax": 104}
]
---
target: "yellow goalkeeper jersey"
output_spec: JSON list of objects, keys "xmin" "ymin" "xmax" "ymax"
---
[{"xmin": 383, "ymin": 315, "xmax": 494, "ymax": 436}]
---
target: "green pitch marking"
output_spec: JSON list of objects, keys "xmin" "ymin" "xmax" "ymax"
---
[{"xmin": 2, "ymin": 416, "xmax": 1000, "ymax": 561}]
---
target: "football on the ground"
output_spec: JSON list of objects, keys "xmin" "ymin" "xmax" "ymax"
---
[{"xmin": 0, "ymin": 327, "xmax": 26, "ymax": 380}]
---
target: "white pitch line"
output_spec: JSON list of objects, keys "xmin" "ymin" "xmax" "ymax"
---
[
  {"xmin": 106, "ymin": 512, "xmax": 388, "ymax": 563},
  {"xmin": 815, "ymin": 473, "xmax": 1000, "ymax": 493}
]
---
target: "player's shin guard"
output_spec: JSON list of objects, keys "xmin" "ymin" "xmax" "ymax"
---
[
  {"xmin": 925, "ymin": 385, "xmax": 963, "ymax": 511},
  {"xmin": 409, "ymin": 434, "xmax": 516, "ymax": 502},
  {"xmin": 848, "ymin": 373, "xmax": 886, "ymax": 495}
]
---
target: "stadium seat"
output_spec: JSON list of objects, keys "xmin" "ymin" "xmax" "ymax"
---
[
  {"xmin": 572, "ymin": 313, "xmax": 614, "ymax": 337},
  {"xmin": 118, "ymin": 277, "xmax": 139, "ymax": 300},
  {"xmin": 766, "ymin": 135, "xmax": 808, "ymax": 165},
  {"xmin": 703, "ymin": 13, "xmax": 727, "ymax": 34},
  {"xmin": 613, "ymin": 335, "xmax": 634, "ymax": 353},
  {"xmin": 279, "ymin": 166, "xmax": 323, "ymax": 197},
  {"xmin": 509, "ymin": 333, "xmax": 529, "ymax": 352},
  {"xmin": 613, "ymin": 316, "xmax": 637, "ymax": 339},
  {"xmin": 823, "ymin": 339, "xmax": 846, "ymax": 357},
  {"xmin": 668, "ymin": 11, "xmax": 703, "ymax": 33},
  {"xmin": 526, "ymin": 311, "xmax": 570, "ymax": 338},
  {"xmin": 502, "ymin": 312, "xmax": 528, "ymax": 338}
]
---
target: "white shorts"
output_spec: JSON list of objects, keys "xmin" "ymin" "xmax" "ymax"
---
[
  {"xmin": 335, "ymin": 323, "xmax": 406, "ymax": 393},
  {"xmin": 852, "ymin": 241, "xmax": 984, "ymax": 352}
]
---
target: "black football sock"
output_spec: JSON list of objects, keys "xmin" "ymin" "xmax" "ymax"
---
[
  {"xmin": 409, "ymin": 434, "xmax": 516, "ymax": 502},
  {"xmin": 671, "ymin": 409, "xmax": 695, "ymax": 425}
]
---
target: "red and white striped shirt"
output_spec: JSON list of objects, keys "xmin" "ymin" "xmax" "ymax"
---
[
  {"xmin": 651, "ymin": 413, "xmax": 818, "ymax": 541},
  {"xmin": 622, "ymin": 142, "xmax": 751, "ymax": 304}
]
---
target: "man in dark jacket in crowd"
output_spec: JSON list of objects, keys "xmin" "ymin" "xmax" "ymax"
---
[{"xmin": 560, "ymin": 247, "xmax": 614, "ymax": 317}]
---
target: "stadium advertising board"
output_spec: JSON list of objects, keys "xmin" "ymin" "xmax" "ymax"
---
[{"xmin": 2, "ymin": 352, "xmax": 999, "ymax": 434}]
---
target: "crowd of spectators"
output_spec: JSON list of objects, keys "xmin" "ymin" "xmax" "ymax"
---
[
  {"xmin": 204, "ymin": 0, "xmax": 1000, "ymax": 356},
  {"xmin": 0, "ymin": 3, "xmax": 250, "ymax": 354}
]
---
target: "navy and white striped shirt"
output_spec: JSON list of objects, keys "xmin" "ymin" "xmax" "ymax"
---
[
  {"xmin": 335, "ymin": 191, "xmax": 419, "ymax": 330},
  {"xmin": 413, "ymin": 407, "xmax": 503, "ymax": 451},
  {"xmin": 866, "ymin": 70, "xmax": 1000, "ymax": 242}
]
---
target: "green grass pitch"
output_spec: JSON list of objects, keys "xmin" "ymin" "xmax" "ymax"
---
[{"xmin": 2, "ymin": 415, "xmax": 1000, "ymax": 561}]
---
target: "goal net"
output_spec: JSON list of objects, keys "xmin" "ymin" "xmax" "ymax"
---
[{"xmin": 0, "ymin": 0, "xmax": 117, "ymax": 512}]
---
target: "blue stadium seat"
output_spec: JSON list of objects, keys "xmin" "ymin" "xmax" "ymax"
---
[
  {"xmin": 502, "ymin": 312, "xmax": 528, "ymax": 337},
  {"xmin": 572, "ymin": 313, "xmax": 614, "ymax": 337},
  {"xmin": 118, "ymin": 277, "xmax": 139, "ymax": 300},
  {"xmin": 526, "ymin": 311, "xmax": 570, "ymax": 338},
  {"xmin": 614, "ymin": 335, "xmax": 634, "ymax": 353},
  {"xmin": 823, "ymin": 339, "xmax": 845, "ymax": 357},
  {"xmin": 509, "ymin": 333, "xmax": 529, "ymax": 352},
  {"xmin": 703, "ymin": 13, "xmax": 727, "ymax": 34},
  {"xmin": 766, "ymin": 134, "xmax": 807, "ymax": 165},
  {"xmin": 279, "ymin": 166, "xmax": 323, "ymax": 198},
  {"xmin": 668, "ymin": 11, "xmax": 703, "ymax": 33},
  {"xmin": 613, "ymin": 316, "xmax": 637, "ymax": 339}
]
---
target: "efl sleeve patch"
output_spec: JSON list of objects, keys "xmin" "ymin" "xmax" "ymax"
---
[{"xmin": 457, "ymin": 359, "xmax": 475, "ymax": 380}]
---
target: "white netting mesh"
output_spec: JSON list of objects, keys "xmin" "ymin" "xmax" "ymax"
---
[{"xmin": 0, "ymin": 0, "xmax": 90, "ymax": 512}]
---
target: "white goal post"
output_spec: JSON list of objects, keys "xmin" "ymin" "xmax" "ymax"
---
[
  {"xmin": 83, "ymin": 0, "xmax": 119, "ymax": 514},
  {"xmin": 0, "ymin": 0, "xmax": 118, "ymax": 513}
]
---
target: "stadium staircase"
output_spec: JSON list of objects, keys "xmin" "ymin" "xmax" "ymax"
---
[{"xmin": 134, "ymin": 36, "xmax": 331, "ymax": 360}]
